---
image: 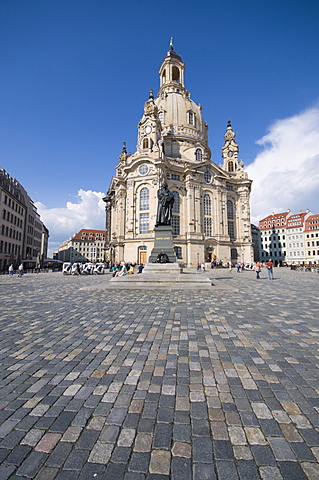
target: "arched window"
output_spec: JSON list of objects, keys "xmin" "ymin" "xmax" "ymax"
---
[
  {"xmin": 188, "ymin": 111, "xmax": 195, "ymax": 125},
  {"xmin": 227, "ymin": 200, "xmax": 234, "ymax": 219},
  {"xmin": 143, "ymin": 138, "xmax": 149, "ymax": 149},
  {"xmin": 172, "ymin": 66, "xmax": 180, "ymax": 82},
  {"xmin": 172, "ymin": 191, "xmax": 180, "ymax": 213},
  {"xmin": 203, "ymin": 194, "xmax": 211, "ymax": 215},
  {"xmin": 140, "ymin": 187, "xmax": 149, "ymax": 211},
  {"xmin": 162, "ymin": 69, "xmax": 166, "ymax": 86},
  {"xmin": 203, "ymin": 194, "xmax": 212, "ymax": 236},
  {"xmin": 195, "ymin": 148, "xmax": 202, "ymax": 162},
  {"xmin": 172, "ymin": 191, "xmax": 180, "ymax": 235},
  {"xmin": 227, "ymin": 200, "xmax": 235, "ymax": 239},
  {"xmin": 139, "ymin": 188, "xmax": 150, "ymax": 234},
  {"xmin": 228, "ymin": 161, "xmax": 234, "ymax": 172}
]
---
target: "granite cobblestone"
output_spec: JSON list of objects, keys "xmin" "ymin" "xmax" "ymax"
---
[{"xmin": 0, "ymin": 268, "xmax": 319, "ymax": 478}]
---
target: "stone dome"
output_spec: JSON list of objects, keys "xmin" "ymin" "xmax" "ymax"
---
[{"xmin": 155, "ymin": 92, "xmax": 208, "ymax": 146}]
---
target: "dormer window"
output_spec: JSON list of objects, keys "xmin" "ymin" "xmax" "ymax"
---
[
  {"xmin": 188, "ymin": 111, "xmax": 196, "ymax": 126},
  {"xmin": 159, "ymin": 111, "xmax": 164, "ymax": 123},
  {"xmin": 143, "ymin": 138, "xmax": 149, "ymax": 149},
  {"xmin": 195, "ymin": 148, "xmax": 202, "ymax": 162},
  {"xmin": 228, "ymin": 161, "xmax": 234, "ymax": 172}
]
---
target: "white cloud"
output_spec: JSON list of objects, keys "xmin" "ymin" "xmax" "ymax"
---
[
  {"xmin": 35, "ymin": 189, "xmax": 105, "ymax": 256},
  {"xmin": 247, "ymin": 106, "xmax": 319, "ymax": 224}
]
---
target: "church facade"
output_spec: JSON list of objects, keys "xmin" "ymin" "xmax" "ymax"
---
[{"xmin": 104, "ymin": 44, "xmax": 253, "ymax": 267}]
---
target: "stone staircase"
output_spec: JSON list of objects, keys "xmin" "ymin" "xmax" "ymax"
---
[{"xmin": 107, "ymin": 263, "xmax": 229, "ymax": 290}]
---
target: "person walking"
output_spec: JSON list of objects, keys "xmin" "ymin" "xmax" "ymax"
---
[
  {"xmin": 8, "ymin": 264, "xmax": 14, "ymax": 275},
  {"xmin": 265, "ymin": 259, "xmax": 274, "ymax": 279},
  {"xmin": 254, "ymin": 261, "xmax": 261, "ymax": 279},
  {"xmin": 18, "ymin": 263, "xmax": 24, "ymax": 277}
]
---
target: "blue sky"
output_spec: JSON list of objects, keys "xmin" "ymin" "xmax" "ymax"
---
[{"xmin": 1, "ymin": 0, "xmax": 319, "ymax": 255}]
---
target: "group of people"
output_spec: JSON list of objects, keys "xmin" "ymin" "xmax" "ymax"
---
[
  {"xmin": 229, "ymin": 260, "xmax": 274, "ymax": 279},
  {"xmin": 251, "ymin": 260, "xmax": 274, "ymax": 279},
  {"xmin": 8, "ymin": 264, "xmax": 24, "ymax": 277},
  {"xmin": 252, "ymin": 259, "xmax": 274, "ymax": 279},
  {"xmin": 111, "ymin": 262, "xmax": 144, "ymax": 277},
  {"xmin": 196, "ymin": 263, "xmax": 206, "ymax": 273}
]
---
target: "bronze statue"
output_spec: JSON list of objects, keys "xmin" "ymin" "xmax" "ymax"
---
[{"xmin": 155, "ymin": 182, "xmax": 174, "ymax": 226}]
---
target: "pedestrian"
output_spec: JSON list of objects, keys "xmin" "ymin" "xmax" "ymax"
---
[
  {"xmin": 8, "ymin": 264, "xmax": 14, "ymax": 275},
  {"xmin": 265, "ymin": 259, "xmax": 274, "ymax": 279},
  {"xmin": 236, "ymin": 263, "xmax": 241, "ymax": 273},
  {"xmin": 254, "ymin": 261, "xmax": 261, "ymax": 279},
  {"xmin": 18, "ymin": 263, "xmax": 24, "ymax": 277},
  {"xmin": 115, "ymin": 261, "xmax": 127, "ymax": 277},
  {"xmin": 229, "ymin": 261, "xmax": 232, "ymax": 272},
  {"xmin": 201, "ymin": 262, "xmax": 205, "ymax": 272},
  {"xmin": 127, "ymin": 265, "xmax": 134, "ymax": 274}
]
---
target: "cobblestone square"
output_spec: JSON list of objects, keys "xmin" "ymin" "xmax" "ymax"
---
[{"xmin": 0, "ymin": 268, "xmax": 319, "ymax": 479}]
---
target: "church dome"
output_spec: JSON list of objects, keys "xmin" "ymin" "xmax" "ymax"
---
[
  {"xmin": 134, "ymin": 43, "xmax": 211, "ymax": 162},
  {"xmin": 155, "ymin": 92, "xmax": 208, "ymax": 145}
]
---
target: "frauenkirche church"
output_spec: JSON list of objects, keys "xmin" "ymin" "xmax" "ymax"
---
[{"xmin": 104, "ymin": 42, "xmax": 253, "ymax": 267}]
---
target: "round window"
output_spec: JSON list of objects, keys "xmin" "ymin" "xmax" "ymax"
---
[
  {"xmin": 139, "ymin": 164, "xmax": 149, "ymax": 176},
  {"xmin": 204, "ymin": 171, "xmax": 212, "ymax": 183}
]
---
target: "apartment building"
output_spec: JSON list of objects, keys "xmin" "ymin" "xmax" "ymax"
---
[
  {"xmin": 56, "ymin": 229, "xmax": 106, "ymax": 263},
  {"xmin": 258, "ymin": 211, "xmax": 290, "ymax": 265},
  {"xmin": 285, "ymin": 210, "xmax": 312, "ymax": 265},
  {"xmin": 0, "ymin": 168, "xmax": 49, "ymax": 272},
  {"xmin": 257, "ymin": 209, "xmax": 319, "ymax": 265},
  {"xmin": 305, "ymin": 213, "xmax": 319, "ymax": 265}
]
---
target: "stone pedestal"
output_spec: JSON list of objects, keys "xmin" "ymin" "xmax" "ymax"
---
[
  {"xmin": 148, "ymin": 225, "xmax": 177, "ymax": 263},
  {"xmin": 108, "ymin": 263, "xmax": 215, "ymax": 289}
]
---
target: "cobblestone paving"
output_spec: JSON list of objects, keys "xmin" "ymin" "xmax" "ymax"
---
[{"xmin": 0, "ymin": 268, "xmax": 319, "ymax": 479}]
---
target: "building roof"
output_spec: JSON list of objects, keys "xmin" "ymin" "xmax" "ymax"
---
[
  {"xmin": 304, "ymin": 214, "xmax": 319, "ymax": 231},
  {"xmin": 286, "ymin": 210, "xmax": 311, "ymax": 229},
  {"xmin": 72, "ymin": 229, "xmax": 105, "ymax": 241},
  {"xmin": 258, "ymin": 211, "xmax": 290, "ymax": 230}
]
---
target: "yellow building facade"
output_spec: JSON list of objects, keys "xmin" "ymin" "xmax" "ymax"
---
[{"xmin": 104, "ymin": 44, "xmax": 253, "ymax": 267}]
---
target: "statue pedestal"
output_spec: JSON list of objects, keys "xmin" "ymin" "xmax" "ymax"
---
[{"xmin": 148, "ymin": 225, "xmax": 177, "ymax": 263}]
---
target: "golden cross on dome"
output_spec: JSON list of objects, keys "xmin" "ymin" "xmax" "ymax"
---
[{"xmin": 170, "ymin": 37, "xmax": 174, "ymax": 50}]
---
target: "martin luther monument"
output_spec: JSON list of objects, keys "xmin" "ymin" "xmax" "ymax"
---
[
  {"xmin": 149, "ymin": 182, "xmax": 177, "ymax": 263},
  {"xmin": 155, "ymin": 182, "xmax": 174, "ymax": 227}
]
